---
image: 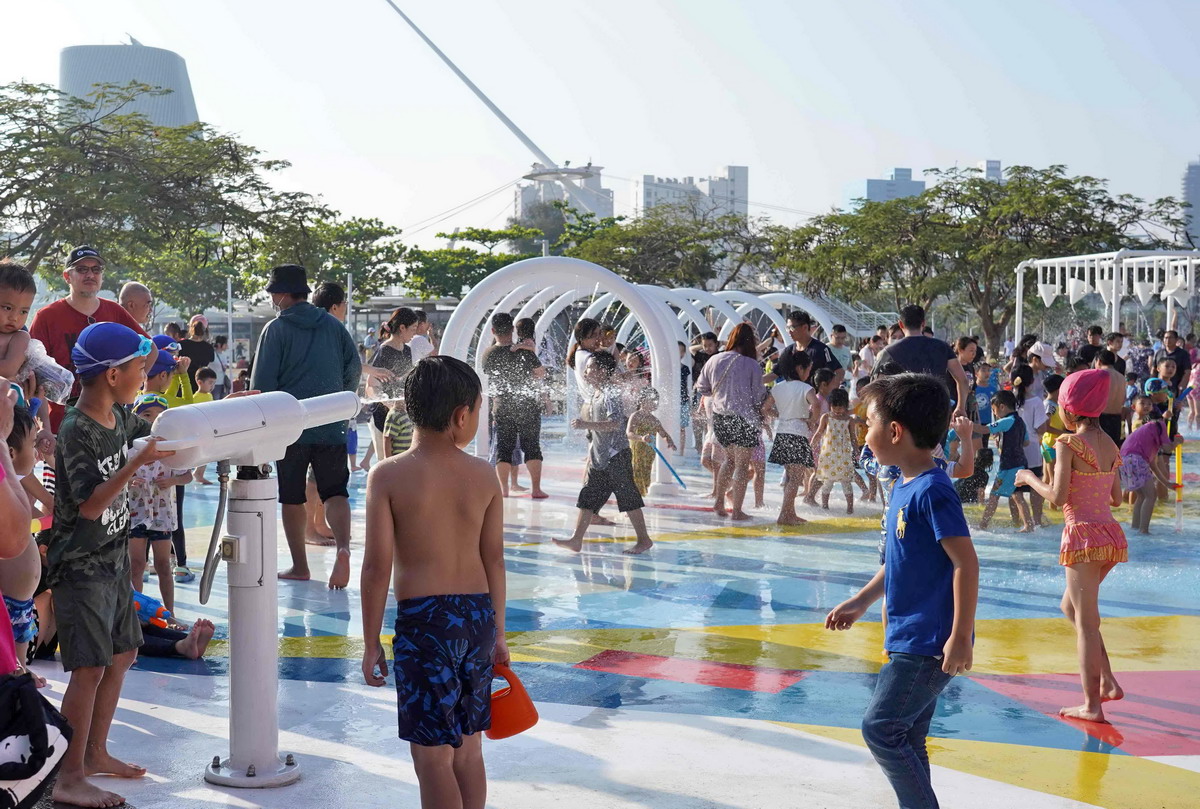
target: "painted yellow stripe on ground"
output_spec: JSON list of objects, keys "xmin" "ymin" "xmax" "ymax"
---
[
  {"xmin": 508, "ymin": 517, "xmax": 887, "ymax": 547},
  {"xmin": 776, "ymin": 721, "xmax": 1200, "ymax": 809}
]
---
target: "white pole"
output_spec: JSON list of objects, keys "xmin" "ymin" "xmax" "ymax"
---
[
  {"xmin": 1014, "ymin": 262, "xmax": 1025, "ymax": 339},
  {"xmin": 1111, "ymin": 255, "xmax": 1122, "ymax": 332},
  {"xmin": 346, "ymin": 272, "xmax": 354, "ymax": 336},
  {"xmin": 226, "ymin": 277, "xmax": 234, "ymax": 347}
]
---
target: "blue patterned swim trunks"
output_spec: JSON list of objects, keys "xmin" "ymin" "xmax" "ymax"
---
[{"xmin": 393, "ymin": 593, "xmax": 496, "ymax": 748}]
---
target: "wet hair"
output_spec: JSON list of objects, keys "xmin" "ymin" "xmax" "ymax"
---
[
  {"xmin": 312, "ymin": 282, "xmax": 346, "ymax": 311},
  {"xmin": 1087, "ymin": 325, "xmax": 1104, "ymax": 337},
  {"xmin": 725, "ymin": 322, "xmax": 758, "ymax": 359},
  {"xmin": 775, "ymin": 347, "xmax": 810, "ymax": 382},
  {"xmin": 812, "ymin": 368, "xmax": 835, "ymax": 390},
  {"xmin": 860, "ymin": 373, "xmax": 950, "ymax": 450},
  {"xmin": 1043, "ymin": 374, "xmax": 1064, "ymax": 394},
  {"xmin": 992, "ymin": 389, "xmax": 1017, "ymax": 411},
  {"xmin": 900, "ymin": 305, "xmax": 925, "ymax": 330},
  {"xmin": 1157, "ymin": 355, "xmax": 1177, "ymax": 370},
  {"xmin": 383, "ymin": 307, "xmax": 419, "ymax": 337},
  {"xmin": 828, "ymin": 388, "xmax": 850, "ymax": 409},
  {"xmin": 586, "ymin": 349, "xmax": 619, "ymax": 379},
  {"xmin": 0, "ymin": 260, "xmax": 36, "ymax": 295},
  {"xmin": 700, "ymin": 331, "xmax": 719, "ymax": 344},
  {"xmin": 404, "ymin": 356, "xmax": 481, "ymax": 432},
  {"xmin": 490, "ymin": 312, "xmax": 514, "ymax": 336},
  {"xmin": 6, "ymin": 405, "xmax": 33, "ymax": 451},
  {"xmin": 625, "ymin": 350, "xmax": 645, "ymax": 369},
  {"xmin": 197, "ymin": 367, "xmax": 217, "ymax": 382},
  {"xmin": 637, "ymin": 386, "xmax": 660, "ymax": 407},
  {"xmin": 515, "ymin": 317, "xmax": 535, "ymax": 341},
  {"xmin": 1010, "ymin": 364, "xmax": 1033, "ymax": 407},
  {"xmin": 567, "ymin": 317, "xmax": 602, "ymax": 369}
]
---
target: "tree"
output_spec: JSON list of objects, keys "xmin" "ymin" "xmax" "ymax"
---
[
  {"xmin": 400, "ymin": 226, "xmax": 537, "ymax": 300},
  {"xmin": 507, "ymin": 201, "xmax": 565, "ymax": 254}
]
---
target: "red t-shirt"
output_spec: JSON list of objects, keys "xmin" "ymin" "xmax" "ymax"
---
[{"xmin": 30, "ymin": 298, "xmax": 149, "ymax": 430}]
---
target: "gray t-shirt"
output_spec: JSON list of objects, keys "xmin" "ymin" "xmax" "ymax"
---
[{"xmin": 587, "ymin": 387, "xmax": 630, "ymax": 470}]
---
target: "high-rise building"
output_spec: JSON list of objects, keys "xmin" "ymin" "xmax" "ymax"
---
[
  {"xmin": 633, "ymin": 166, "xmax": 749, "ymax": 217},
  {"xmin": 1184, "ymin": 158, "xmax": 1200, "ymax": 244},
  {"xmin": 978, "ymin": 159, "xmax": 1003, "ymax": 182},
  {"xmin": 845, "ymin": 167, "xmax": 926, "ymax": 207},
  {"xmin": 59, "ymin": 38, "xmax": 198, "ymax": 127}
]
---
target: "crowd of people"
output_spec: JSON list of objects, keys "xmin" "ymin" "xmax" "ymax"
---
[{"xmin": 1, "ymin": 244, "xmax": 1197, "ymax": 809}]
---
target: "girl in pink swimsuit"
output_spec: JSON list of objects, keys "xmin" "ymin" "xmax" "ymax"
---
[{"xmin": 1017, "ymin": 369, "xmax": 1126, "ymax": 725}]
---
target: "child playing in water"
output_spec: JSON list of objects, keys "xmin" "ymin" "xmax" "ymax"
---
[
  {"xmin": 1187, "ymin": 364, "xmax": 1200, "ymax": 431},
  {"xmin": 626, "ymin": 387, "xmax": 677, "ymax": 496},
  {"xmin": 1120, "ymin": 418, "xmax": 1183, "ymax": 534},
  {"xmin": 698, "ymin": 397, "xmax": 727, "ymax": 498},
  {"xmin": 360, "ymin": 355, "xmax": 509, "ymax": 809},
  {"xmin": 764, "ymin": 350, "xmax": 818, "ymax": 525},
  {"xmin": 1129, "ymin": 394, "xmax": 1156, "ymax": 433},
  {"xmin": 0, "ymin": 405, "xmax": 46, "ymax": 685},
  {"xmin": 557, "ymin": 351, "xmax": 655, "ymax": 554},
  {"xmin": 128, "ymin": 393, "xmax": 193, "ymax": 620},
  {"xmin": 811, "ymin": 388, "xmax": 859, "ymax": 514},
  {"xmin": 1015, "ymin": 370, "xmax": 1126, "ymax": 723},
  {"xmin": 802, "ymin": 368, "xmax": 837, "ymax": 505},
  {"xmin": 826, "ymin": 372, "xmax": 978, "ymax": 809},
  {"xmin": 975, "ymin": 390, "xmax": 1034, "ymax": 532}
]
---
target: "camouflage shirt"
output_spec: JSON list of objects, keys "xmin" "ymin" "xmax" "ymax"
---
[{"xmin": 47, "ymin": 405, "xmax": 151, "ymax": 584}]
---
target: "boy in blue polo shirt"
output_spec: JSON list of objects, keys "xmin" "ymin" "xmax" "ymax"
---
[{"xmin": 826, "ymin": 373, "xmax": 979, "ymax": 809}]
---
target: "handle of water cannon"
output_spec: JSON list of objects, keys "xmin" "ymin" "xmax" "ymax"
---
[
  {"xmin": 198, "ymin": 459, "xmax": 232, "ymax": 605},
  {"xmin": 130, "ymin": 436, "xmax": 201, "ymax": 456}
]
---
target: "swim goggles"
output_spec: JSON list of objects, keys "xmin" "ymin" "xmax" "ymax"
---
[
  {"xmin": 133, "ymin": 392, "xmax": 170, "ymax": 414},
  {"xmin": 74, "ymin": 335, "xmax": 154, "ymax": 377}
]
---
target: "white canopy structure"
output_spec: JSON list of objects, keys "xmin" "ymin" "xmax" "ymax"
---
[{"xmin": 1015, "ymin": 250, "xmax": 1200, "ymax": 336}]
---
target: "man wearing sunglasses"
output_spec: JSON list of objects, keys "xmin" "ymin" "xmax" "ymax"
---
[{"xmin": 30, "ymin": 246, "xmax": 158, "ymax": 431}]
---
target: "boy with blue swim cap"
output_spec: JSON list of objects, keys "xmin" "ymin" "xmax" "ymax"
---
[{"xmin": 45, "ymin": 321, "xmax": 176, "ymax": 808}]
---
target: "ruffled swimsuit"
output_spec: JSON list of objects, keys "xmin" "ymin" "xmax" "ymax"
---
[{"xmin": 1058, "ymin": 434, "xmax": 1127, "ymax": 566}]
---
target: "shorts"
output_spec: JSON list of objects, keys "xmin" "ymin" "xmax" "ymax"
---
[
  {"xmin": 768, "ymin": 433, "xmax": 814, "ymax": 467},
  {"xmin": 130, "ymin": 527, "xmax": 172, "ymax": 543},
  {"xmin": 577, "ymin": 448, "xmax": 645, "ymax": 513},
  {"xmin": 1015, "ymin": 464, "xmax": 1042, "ymax": 494},
  {"xmin": 52, "ymin": 573, "xmax": 143, "ymax": 671},
  {"xmin": 392, "ymin": 593, "xmax": 495, "ymax": 748},
  {"xmin": 3, "ymin": 595, "xmax": 35, "ymax": 644},
  {"xmin": 494, "ymin": 400, "xmax": 543, "ymax": 464},
  {"xmin": 994, "ymin": 466, "xmax": 1021, "ymax": 498},
  {"xmin": 276, "ymin": 442, "xmax": 350, "ymax": 505},
  {"xmin": 1098, "ymin": 413, "xmax": 1124, "ymax": 448},
  {"xmin": 711, "ymin": 413, "xmax": 759, "ymax": 449}
]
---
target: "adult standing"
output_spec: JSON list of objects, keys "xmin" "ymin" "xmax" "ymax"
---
[
  {"xmin": 775, "ymin": 310, "xmax": 844, "ymax": 389},
  {"xmin": 695, "ymin": 323, "xmax": 770, "ymax": 521},
  {"xmin": 365, "ymin": 308, "xmax": 418, "ymax": 460},
  {"xmin": 871, "ymin": 305, "xmax": 969, "ymax": 419},
  {"xmin": 30, "ymin": 245, "xmax": 157, "ymax": 430},
  {"xmin": 828, "ymin": 325, "xmax": 853, "ymax": 379},
  {"xmin": 118, "ymin": 281, "xmax": 153, "ymax": 331},
  {"xmin": 1152, "ymin": 330, "xmax": 1191, "ymax": 396},
  {"xmin": 954, "ymin": 337, "xmax": 980, "ymax": 422},
  {"xmin": 209, "ymin": 335, "xmax": 231, "ymax": 399},
  {"xmin": 482, "ymin": 313, "xmax": 547, "ymax": 498},
  {"xmin": 250, "ymin": 265, "xmax": 361, "ymax": 589},
  {"xmin": 178, "ymin": 315, "xmax": 215, "ymax": 389},
  {"xmin": 1095, "ymin": 349, "xmax": 1127, "ymax": 447},
  {"xmin": 688, "ymin": 331, "xmax": 720, "ymax": 451}
]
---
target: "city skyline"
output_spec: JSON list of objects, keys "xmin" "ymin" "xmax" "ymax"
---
[{"xmin": 3, "ymin": 0, "xmax": 1198, "ymax": 248}]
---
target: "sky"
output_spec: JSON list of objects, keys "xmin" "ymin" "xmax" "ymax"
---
[{"xmin": 3, "ymin": 0, "xmax": 1199, "ymax": 247}]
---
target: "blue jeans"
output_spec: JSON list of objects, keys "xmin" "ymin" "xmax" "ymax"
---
[{"xmin": 862, "ymin": 652, "xmax": 953, "ymax": 809}]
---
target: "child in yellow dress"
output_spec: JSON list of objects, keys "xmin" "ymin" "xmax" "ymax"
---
[{"xmin": 626, "ymin": 387, "xmax": 677, "ymax": 496}]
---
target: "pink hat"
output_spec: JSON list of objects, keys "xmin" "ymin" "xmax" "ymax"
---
[
  {"xmin": 1059, "ymin": 368, "xmax": 1110, "ymax": 418},
  {"xmin": 190, "ymin": 314, "xmax": 208, "ymax": 327}
]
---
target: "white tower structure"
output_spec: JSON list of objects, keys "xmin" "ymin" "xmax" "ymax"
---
[{"xmin": 60, "ymin": 38, "xmax": 199, "ymax": 126}]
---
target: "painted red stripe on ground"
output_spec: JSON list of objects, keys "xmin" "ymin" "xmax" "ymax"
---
[
  {"xmin": 973, "ymin": 671, "xmax": 1200, "ymax": 756},
  {"xmin": 575, "ymin": 649, "xmax": 807, "ymax": 693}
]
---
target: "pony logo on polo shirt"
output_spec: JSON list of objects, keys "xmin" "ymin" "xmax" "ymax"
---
[{"xmin": 896, "ymin": 508, "xmax": 907, "ymax": 539}]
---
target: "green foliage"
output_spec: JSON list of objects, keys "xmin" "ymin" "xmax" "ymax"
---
[
  {"xmin": 507, "ymin": 201, "xmax": 565, "ymax": 253},
  {"xmin": 401, "ymin": 247, "xmax": 526, "ymax": 300}
]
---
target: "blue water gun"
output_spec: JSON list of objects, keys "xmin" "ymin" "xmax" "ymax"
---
[{"xmin": 133, "ymin": 590, "xmax": 173, "ymax": 629}]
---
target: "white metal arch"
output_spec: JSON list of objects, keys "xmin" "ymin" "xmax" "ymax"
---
[
  {"xmin": 514, "ymin": 283, "xmax": 574, "ymax": 324},
  {"xmin": 759, "ymin": 292, "xmax": 837, "ymax": 337},
  {"xmin": 643, "ymin": 286, "xmax": 712, "ymax": 340},
  {"xmin": 675, "ymin": 288, "xmax": 743, "ymax": 338},
  {"xmin": 442, "ymin": 257, "xmax": 682, "ymax": 494},
  {"xmin": 715, "ymin": 290, "xmax": 790, "ymax": 343}
]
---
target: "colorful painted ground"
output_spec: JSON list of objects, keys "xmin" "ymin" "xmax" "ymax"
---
[{"xmin": 32, "ymin": 435, "xmax": 1200, "ymax": 809}]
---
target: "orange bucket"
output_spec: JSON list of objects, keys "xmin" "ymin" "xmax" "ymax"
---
[{"xmin": 485, "ymin": 663, "xmax": 538, "ymax": 740}]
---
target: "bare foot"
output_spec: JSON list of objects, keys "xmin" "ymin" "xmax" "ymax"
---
[
  {"xmin": 754, "ymin": 500, "xmax": 765, "ymax": 509},
  {"xmin": 801, "ymin": 497, "xmax": 817, "ymax": 508},
  {"xmin": 1017, "ymin": 525, "xmax": 1034, "ymax": 534},
  {"xmin": 328, "ymin": 549, "xmax": 351, "ymax": 590},
  {"xmin": 85, "ymin": 750, "xmax": 146, "ymax": 778},
  {"xmin": 278, "ymin": 567, "xmax": 311, "ymax": 582},
  {"xmin": 1102, "ymin": 682, "xmax": 1125, "ymax": 702},
  {"xmin": 820, "ymin": 499, "xmax": 830, "ymax": 511},
  {"xmin": 776, "ymin": 516, "xmax": 807, "ymax": 526},
  {"xmin": 510, "ymin": 483, "xmax": 528, "ymax": 492},
  {"xmin": 624, "ymin": 540, "xmax": 654, "ymax": 555},
  {"xmin": 730, "ymin": 511, "xmax": 751, "ymax": 521},
  {"xmin": 846, "ymin": 505, "xmax": 854, "ymax": 515},
  {"xmin": 358, "ymin": 461, "xmax": 372, "ymax": 472},
  {"xmin": 589, "ymin": 513, "xmax": 616, "ymax": 526},
  {"xmin": 553, "ymin": 538, "xmax": 583, "ymax": 553},
  {"xmin": 531, "ymin": 490, "xmax": 549, "ymax": 499},
  {"xmin": 1060, "ymin": 705, "xmax": 1108, "ymax": 723},
  {"xmin": 305, "ymin": 535, "xmax": 336, "ymax": 547},
  {"xmin": 52, "ymin": 775, "xmax": 126, "ymax": 807},
  {"xmin": 195, "ymin": 477, "xmax": 213, "ymax": 485},
  {"xmin": 177, "ymin": 619, "xmax": 216, "ymax": 659}
]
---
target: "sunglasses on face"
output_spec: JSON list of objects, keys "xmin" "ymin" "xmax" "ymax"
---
[{"xmin": 72, "ymin": 264, "xmax": 104, "ymax": 276}]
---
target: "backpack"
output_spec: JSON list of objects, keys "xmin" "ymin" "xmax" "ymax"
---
[{"xmin": 0, "ymin": 672, "xmax": 72, "ymax": 809}]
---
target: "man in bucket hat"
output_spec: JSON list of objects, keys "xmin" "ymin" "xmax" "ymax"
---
[{"xmin": 250, "ymin": 264, "xmax": 361, "ymax": 589}]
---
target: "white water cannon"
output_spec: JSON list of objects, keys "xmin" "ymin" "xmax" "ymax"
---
[{"xmin": 134, "ymin": 391, "xmax": 360, "ymax": 789}]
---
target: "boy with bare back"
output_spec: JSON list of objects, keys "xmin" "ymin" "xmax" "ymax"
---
[{"xmin": 360, "ymin": 356, "xmax": 509, "ymax": 809}]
